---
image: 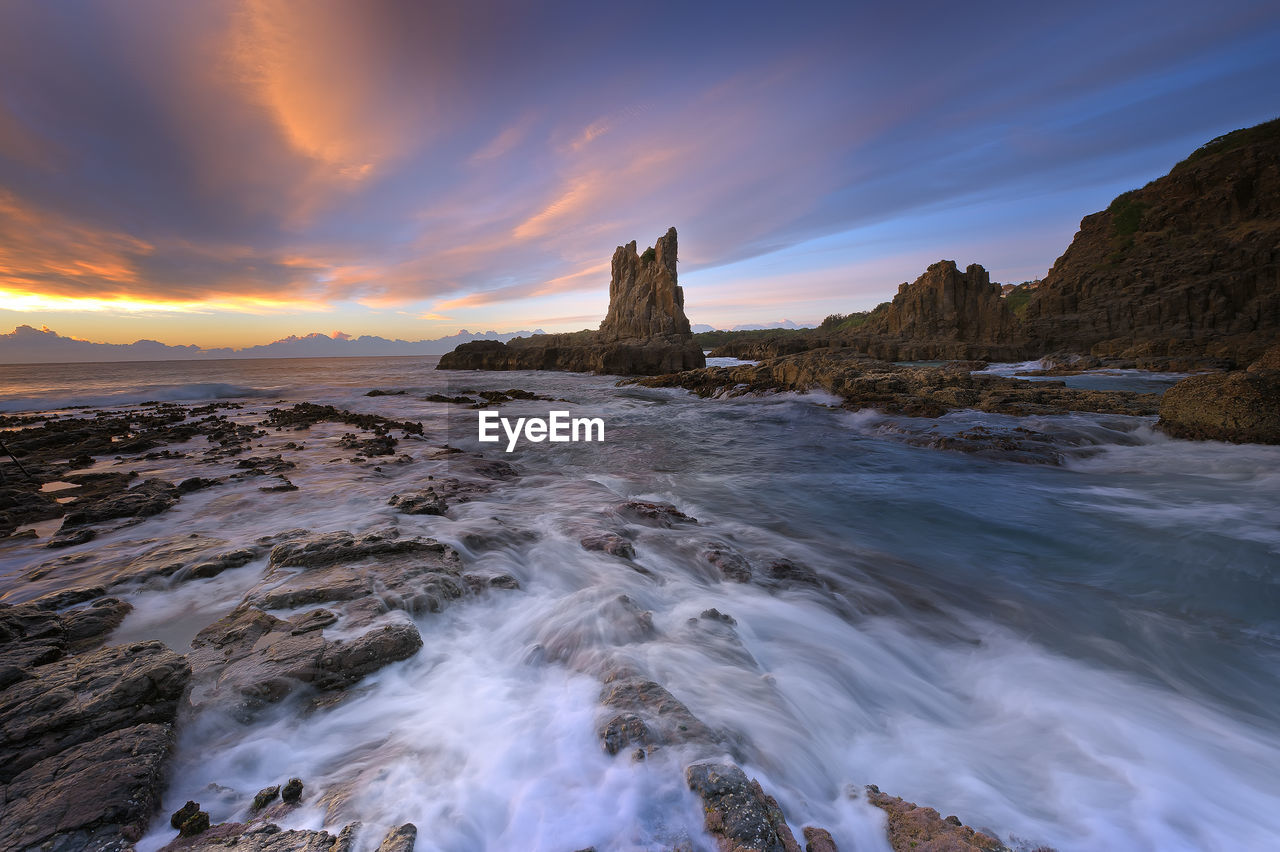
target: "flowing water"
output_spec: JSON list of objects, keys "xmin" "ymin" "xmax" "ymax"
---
[{"xmin": 1, "ymin": 356, "xmax": 1278, "ymax": 851}]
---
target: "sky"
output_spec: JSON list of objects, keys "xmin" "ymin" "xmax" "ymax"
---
[{"xmin": 0, "ymin": 0, "xmax": 1277, "ymax": 349}]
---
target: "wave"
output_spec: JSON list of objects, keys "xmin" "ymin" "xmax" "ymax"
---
[{"xmin": 0, "ymin": 382, "xmax": 283, "ymax": 413}]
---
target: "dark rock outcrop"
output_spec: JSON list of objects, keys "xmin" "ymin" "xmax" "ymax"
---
[
  {"xmin": 1022, "ymin": 118, "xmax": 1280, "ymax": 365},
  {"xmin": 685, "ymin": 762, "xmax": 802, "ymax": 852},
  {"xmin": 1157, "ymin": 348, "xmax": 1280, "ymax": 443},
  {"xmin": 438, "ymin": 228, "xmax": 705, "ymax": 376},
  {"xmin": 0, "ymin": 631, "xmax": 190, "ymax": 852},
  {"xmin": 845, "ymin": 261, "xmax": 1027, "ymax": 361}
]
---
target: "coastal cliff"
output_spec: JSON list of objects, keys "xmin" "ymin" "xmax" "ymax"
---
[
  {"xmin": 1023, "ymin": 117, "xmax": 1280, "ymax": 365},
  {"xmin": 438, "ymin": 228, "xmax": 705, "ymax": 376}
]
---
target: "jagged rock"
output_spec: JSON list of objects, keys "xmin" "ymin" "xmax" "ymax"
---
[
  {"xmin": 864, "ymin": 786, "xmax": 1011, "ymax": 852},
  {"xmin": 1157, "ymin": 369, "xmax": 1280, "ymax": 443},
  {"xmin": 58, "ymin": 477, "xmax": 179, "ymax": 527},
  {"xmin": 0, "ymin": 640, "xmax": 189, "ymax": 851},
  {"xmin": 251, "ymin": 785, "xmax": 280, "ymax": 811},
  {"xmin": 376, "ymin": 823, "xmax": 418, "ymax": 852},
  {"xmin": 170, "ymin": 799, "xmax": 201, "ymax": 830},
  {"xmin": 438, "ymin": 228, "xmax": 706, "ymax": 376},
  {"xmin": 1, "ymin": 723, "xmax": 177, "ymax": 851},
  {"xmin": 157, "ymin": 821, "xmax": 360, "ymax": 852},
  {"xmin": 388, "ymin": 477, "xmax": 492, "ymax": 515},
  {"xmin": 187, "ymin": 605, "xmax": 422, "ymax": 711},
  {"xmin": 846, "ymin": 261, "xmax": 1026, "ymax": 361},
  {"xmin": 802, "ymin": 827, "xmax": 838, "ymax": 852},
  {"xmin": 281, "ymin": 778, "xmax": 304, "ymax": 804},
  {"xmin": 580, "ymin": 531, "xmax": 636, "ymax": 559},
  {"xmin": 0, "ymin": 598, "xmax": 133, "ymax": 687},
  {"xmin": 600, "ymin": 227, "xmax": 692, "ymax": 339},
  {"xmin": 616, "ymin": 500, "xmax": 697, "ymax": 527},
  {"xmin": 599, "ymin": 673, "xmax": 717, "ymax": 752},
  {"xmin": 704, "ymin": 549, "xmax": 752, "ymax": 583},
  {"xmin": 685, "ymin": 762, "xmax": 801, "ymax": 852}
]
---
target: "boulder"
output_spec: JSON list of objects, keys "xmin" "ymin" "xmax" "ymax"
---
[
  {"xmin": 1158, "ymin": 369, "xmax": 1280, "ymax": 443},
  {"xmin": 685, "ymin": 762, "xmax": 801, "ymax": 852}
]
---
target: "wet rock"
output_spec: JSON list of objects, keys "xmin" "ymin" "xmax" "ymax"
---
[
  {"xmin": 261, "ymin": 403, "xmax": 423, "ymax": 437},
  {"xmin": 281, "ymin": 777, "xmax": 304, "ymax": 804},
  {"xmin": 802, "ymin": 826, "xmax": 838, "ymax": 852},
  {"xmin": 258, "ymin": 477, "xmax": 300, "ymax": 493},
  {"xmin": 187, "ymin": 605, "xmax": 422, "ymax": 712},
  {"xmin": 704, "ymin": 549, "xmax": 752, "ymax": 583},
  {"xmin": 0, "ymin": 640, "xmax": 189, "ymax": 851},
  {"xmin": 339, "ymin": 432, "xmax": 397, "ymax": 457},
  {"xmin": 45, "ymin": 526, "xmax": 96, "ymax": 549},
  {"xmin": 180, "ymin": 810, "xmax": 212, "ymax": 837},
  {"xmin": 389, "ymin": 477, "xmax": 492, "ymax": 515},
  {"xmin": 599, "ymin": 673, "xmax": 717, "ymax": 751},
  {"xmin": 59, "ymin": 477, "xmax": 179, "ymax": 527},
  {"xmin": 365, "ymin": 388, "xmax": 407, "ymax": 396},
  {"xmin": 763, "ymin": 559, "xmax": 822, "ymax": 589},
  {"xmin": 376, "ymin": 823, "xmax": 418, "ymax": 852},
  {"xmin": 634, "ymin": 348, "xmax": 1161, "ymax": 422},
  {"xmin": 617, "ymin": 500, "xmax": 697, "ymax": 527},
  {"xmin": 28, "ymin": 585, "xmax": 108, "ymax": 610},
  {"xmin": 0, "ymin": 640, "xmax": 189, "ymax": 780},
  {"xmin": 1157, "ymin": 369, "xmax": 1280, "ymax": 444},
  {"xmin": 251, "ymin": 785, "xmax": 280, "ymax": 811},
  {"xmin": 580, "ymin": 532, "xmax": 636, "ymax": 559},
  {"xmin": 0, "ymin": 597, "xmax": 131, "ymax": 682},
  {"xmin": 0, "ymin": 484, "xmax": 62, "ymax": 537},
  {"xmin": 157, "ymin": 820, "xmax": 360, "ymax": 851},
  {"xmin": 177, "ymin": 476, "xmax": 221, "ymax": 493},
  {"xmin": 171, "ymin": 800, "xmax": 202, "ymax": 829},
  {"xmin": 1, "ymin": 722, "xmax": 176, "ymax": 851},
  {"xmin": 268, "ymin": 529, "xmax": 449, "ymax": 570},
  {"xmin": 685, "ymin": 762, "xmax": 801, "ymax": 852},
  {"xmin": 865, "ymin": 786, "xmax": 1011, "ymax": 852}
]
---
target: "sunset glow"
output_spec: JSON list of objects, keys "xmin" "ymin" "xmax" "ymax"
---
[{"xmin": 1, "ymin": 1, "xmax": 1278, "ymax": 350}]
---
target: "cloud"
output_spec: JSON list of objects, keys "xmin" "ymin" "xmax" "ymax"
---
[{"xmin": 0, "ymin": 0, "xmax": 1276, "ymax": 341}]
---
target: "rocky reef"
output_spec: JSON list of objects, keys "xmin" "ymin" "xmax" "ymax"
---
[{"xmin": 438, "ymin": 227, "xmax": 705, "ymax": 375}]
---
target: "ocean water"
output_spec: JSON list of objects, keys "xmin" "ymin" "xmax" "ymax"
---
[{"xmin": 1, "ymin": 356, "xmax": 1278, "ymax": 851}]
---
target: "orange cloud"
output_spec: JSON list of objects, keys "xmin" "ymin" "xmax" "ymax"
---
[{"xmin": 228, "ymin": 0, "xmax": 411, "ymax": 182}]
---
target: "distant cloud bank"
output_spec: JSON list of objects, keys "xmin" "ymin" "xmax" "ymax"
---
[{"xmin": 0, "ymin": 325, "xmax": 544, "ymax": 364}]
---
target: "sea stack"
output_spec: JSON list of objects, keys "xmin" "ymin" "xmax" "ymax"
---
[{"xmin": 438, "ymin": 227, "xmax": 705, "ymax": 375}]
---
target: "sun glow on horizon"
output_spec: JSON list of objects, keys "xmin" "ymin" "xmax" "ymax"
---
[{"xmin": 0, "ymin": 288, "xmax": 333, "ymax": 316}]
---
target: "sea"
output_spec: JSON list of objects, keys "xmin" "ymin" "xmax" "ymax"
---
[{"xmin": 1, "ymin": 355, "xmax": 1278, "ymax": 851}]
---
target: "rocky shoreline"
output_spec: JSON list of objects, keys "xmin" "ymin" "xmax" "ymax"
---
[{"xmin": 0, "ymin": 385, "xmax": 1074, "ymax": 851}]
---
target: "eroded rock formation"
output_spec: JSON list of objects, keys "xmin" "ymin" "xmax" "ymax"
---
[
  {"xmin": 844, "ymin": 260, "xmax": 1027, "ymax": 361},
  {"xmin": 438, "ymin": 228, "xmax": 705, "ymax": 375}
]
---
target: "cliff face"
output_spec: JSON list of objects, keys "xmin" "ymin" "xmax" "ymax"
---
[
  {"xmin": 843, "ymin": 260, "xmax": 1029, "ymax": 361},
  {"xmin": 1023, "ymin": 118, "xmax": 1280, "ymax": 365},
  {"xmin": 438, "ymin": 228, "xmax": 704, "ymax": 376}
]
